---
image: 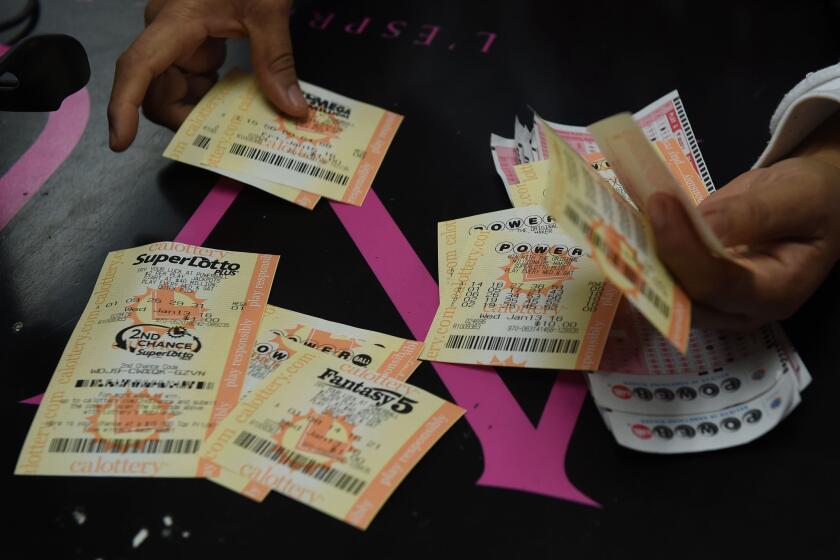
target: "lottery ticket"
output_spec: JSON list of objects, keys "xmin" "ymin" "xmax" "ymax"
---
[
  {"xmin": 209, "ymin": 326, "xmax": 422, "ymax": 502},
  {"xmin": 422, "ymin": 229, "xmax": 621, "ymax": 370},
  {"xmin": 539, "ymin": 117, "xmax": 691, "ymax": 352},
  {"xmin": 164, "ymin": 70, "xmax": 320, "ymax": 210},
  {"xmin": 15, "ymin": 242, "xmax": 279, "ymax": 477},
  {"xmin": 200, "ymin": 347, "xmax": 464, "ymax": 529},
  {"xmin": 200, "ymin": 73, "xmax": 402, "ymax": 206},
  {"xmin": 598, "ymin": 368, "xmax": 802, "ymax": 453},
  {"xmin": 499, "ymin": 90, "xmax": 715, "ymax": 209},
  {"xmin": 589, "ymin": 319, "xmax": 806, "ymax": 415},
  {"xmin": 588, "ymin": 113, "xmax": 727, "ymax": 256},
  {"xmin": 242, "ymin": 305, "xmax": 423, "ymax": 398}
]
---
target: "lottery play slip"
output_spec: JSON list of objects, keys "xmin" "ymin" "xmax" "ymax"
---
[
  {"xmin": 422, "ymin": 90, "xmax": 812, "ymax": 453},
  {"xmin": 14, "ymin": 242, "xmax": 463, "ymax": 530},
  {"xmin": 164, "ymin": 70, "xmax": 403, "ymax": 209}
]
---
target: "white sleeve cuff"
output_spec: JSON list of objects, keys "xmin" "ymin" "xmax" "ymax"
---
[{"xmin": 755, "ymin": 62, "xmax": 840, "ymax": 168}]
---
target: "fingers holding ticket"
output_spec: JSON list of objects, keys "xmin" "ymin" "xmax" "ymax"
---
[{"xmin": 109, "ymin": 0, "xmax": 306, "ymax": 151}]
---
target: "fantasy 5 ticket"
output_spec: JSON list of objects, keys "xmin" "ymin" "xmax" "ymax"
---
[
  {"xmin": 200, "ymin": 347, "xmax": 464, "ymax": 530},
  {"xmin": 15, "ymin": 242, "xmax": 278, "ymax": 477},
  {"xmin": 196, "ymin": 72, "xmax": 402, "ymax": 206},
  {"xmin": 423, "ymin": 228, "xmax": 621, "ymax": 370}
]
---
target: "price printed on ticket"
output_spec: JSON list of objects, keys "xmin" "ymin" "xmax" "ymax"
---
[
  {"xmin": 423, "ymin": 227, "xmax": 621, "ymax": 370},
  {"xmin": 242, "ymin": 305, "xmax": 423, "ymax": 398},
  {"xmin": 539, "ymin": 116, "xmax": 691, "ymax": 352},
  {"xmin": 200, "ymin": 347, "xmax": 463, "ymax": 530},
  {"xmin": 15, "ymin": 243, "xmax": 278, "ymax": 477}
]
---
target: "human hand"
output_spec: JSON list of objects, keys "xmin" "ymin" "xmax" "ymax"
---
[
  {"xmin": 648, "ymin": 134, "xmax": 840, "ymax": 330},
  {"xmin": 107, "ymin": 0, "xmax": 308, "ymax": 152}
]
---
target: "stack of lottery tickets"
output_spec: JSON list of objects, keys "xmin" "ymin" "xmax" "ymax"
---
[
  {"xmin": 164, "ymin": 70, "xmax": 402, "ymax": 210},
  {"xmin": 421, "ymin": 91, "xmax": 811, "ymax": 453},
  {"xmin": 15, "ymin": 243, "xmax": 463, "ymax": 530}
]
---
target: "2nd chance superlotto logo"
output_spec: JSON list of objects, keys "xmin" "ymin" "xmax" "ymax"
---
[{"xmin": 114, "ymin": 324, "xmax": 202, "ymax": 361}]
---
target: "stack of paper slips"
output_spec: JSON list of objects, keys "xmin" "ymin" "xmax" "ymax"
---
[
  {"xmin": 420, "ymin": 90, "xmax": 810, "ymax": 453},
  {"xmin": 164, "ymin": 70, "xmax": 403, "ymax": 210},
  {"xmin": 15, "ymin": 242, "xmax": 463, "ymax": 529}
]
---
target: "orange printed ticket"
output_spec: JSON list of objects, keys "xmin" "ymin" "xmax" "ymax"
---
[
  {"xmin": 164, "ymin": 70, "xmax": 321, "ymax": 210},
  {"xmin": 15, "ymin": 242, "xmax": 278, "ymax": 477},
  {"xmin": 588, "ymin": 113, "xmax": 726, "ymax": 256},
  {"xmin": 539, "ymin": 117, "xmax": 691, "ymax": 352},
  {"xmin": 202, "ymin": 74, "xmax": 403, "ymax": 206},
  {"xmin": 200, "ymin": 347, "xmax": 463, "ymax": 529}
]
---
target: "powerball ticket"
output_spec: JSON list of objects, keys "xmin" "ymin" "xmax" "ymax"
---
[
  {"xmin": 15, "ymin": 242, "xmax": 278, "ymax": 477},
  {"xmin": 422, "ymin": 229, "xmax": 621, "ymax": 370},
  {"xmin": 598, "ymin": 368, "xmax": 802, "ymax": 454},
  {"xmin": 539, "ymin": 117, "xmax": 691, "ymax": 352},
  {"xmin": 201, "ymin": 74, "xmax": 402, "ymax": 206},
  {"xmin": 242, "ymin": 305, "xmax": 423, "ymax": 398},
  {"xmin": 589, "ymin": 319, "xmax": 809, "ymax": 415},
  {"xmin": 164, "ymin": 70, "xmax": 320, "ymax": 210},
  {"xmin": 200, "ymin": 347, "xmax": 463, "ymax": 529}
]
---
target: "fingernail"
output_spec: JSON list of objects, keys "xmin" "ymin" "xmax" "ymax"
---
[
  {"xmin": 287, "ymin": 84, "xmax": 307, "ymax": 112},
  {"xmin": 647, "ymin": 195, "xmax": 670, "ymax": 230}
]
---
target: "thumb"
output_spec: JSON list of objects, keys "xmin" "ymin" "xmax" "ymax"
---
[{"xmin": 244, "ymin": 1, "xmax": 309, "ymax": 118}]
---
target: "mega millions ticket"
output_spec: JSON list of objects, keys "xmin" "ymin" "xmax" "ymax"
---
[
  {"xmin": 15, "ymin": 242, "xmax": 278, "ymax": 477},
  {"xmin": 164, "ymin": 70, "xmax": 320, "ymax": 210},
  {"xmin": 190, "ymin": 71, "xmax": 402, "ymax": 206},
  {"xmin": 200, "ymin": 347, "xmax": 463, "ymax": 529}
]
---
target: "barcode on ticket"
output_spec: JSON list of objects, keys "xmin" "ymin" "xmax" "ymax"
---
[
  {"xmin": 48, "ymin": 438, "xmax": 201, "ymax": 454},
  {"xmin": 74, "ymin": 379, "xmax": 215, "ymax": 390},
  {"xmin": 193, "ymin": 134, "xmax": 211, "ymax": 150},
  {"xmin": 234, "ymin": 431, "xmax": 366, "ymax": 495},
  {"xmin": 445, "ymin": 334, "xmax": 580, "ymax": 354},
  {"xmin": 228, "ymin": 143, "xmax": 350, "ymax": 186},
  {"xmin": 564, "ymin": 206, "xmax": 670, "ymax": 317}
]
